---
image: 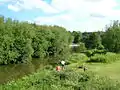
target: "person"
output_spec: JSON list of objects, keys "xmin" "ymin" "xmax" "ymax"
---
[
  {"xmin": 61, "ymin": 60, "xmax": 65, "ymax": 70},
  {"xmin": 83, "ymin": 66, "xmax": 88, "ymax": 72},
  {"xmin": 56, "ymin": 66, "xmax": 61, "ymax": 71}
]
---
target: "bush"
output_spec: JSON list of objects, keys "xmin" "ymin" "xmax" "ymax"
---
[
  {"xmin": 88, "ymin": 54, "xmax": 106, "ymax": 63},
  {"xmin": 84, "ymin": 50, "xmax": 93, "ymax": 57},
  {"xmin": 72, "ymin": 43, "xmax": 86, "ymax": 53},
  {"xmin": 84, "ymin": 49, "xmax": 107, "ymax": 57},
  {"xmin": 88, "ymin": 52, "xmax": 120, "ymax": 63},
  {"xmin": 68, "ymin": 53, "xmax": 88, "ymax": 64},
  {"xmin": 1, "ymin": 69, "xmax": 120, "ymax": 90},
  {"xmin": 44, "ymin": 65, "xmax": 53, "ymax": 70}
]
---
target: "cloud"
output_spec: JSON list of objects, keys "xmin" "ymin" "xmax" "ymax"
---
[
  {"xmin": 90, "ymin": 13, "xmax": 106, "ymax": 18},
  {"xmin": 84, "ymin": 0, "xmax": 103, "ymax": 2},
  {"xmin": 7, "ymin": 0, "xmax": 59, "ymax": 13},
  {"xmin": 33, "ymin": 0, "xmax": 119, "ymax": 32},
  {"xmin": 6, "ymin": 0, "xmax": 120, "ymax": 32},
  {"xmin": 0, "ymin": 0, "xmax": 13, "ymax": 5},
  {"xmin": 0, "ymin": 0, "xmax": 12, "ymax": 3},
  {"xmin": 51, "ymin": 0, "xmax": 117, "ymax": 16},
  {"xmin": 34, "ymin": 13, "xmax": 108, "ymax": 32},
  {"xmin": 8, "ymin": 4, "xmax": 21, "ymax": 12}
]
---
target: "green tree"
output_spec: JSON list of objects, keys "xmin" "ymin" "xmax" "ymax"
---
[
  {"xmin": 82, "ymin": 32, "xmax": 102, "ymax": 49},
  {"xmin": 72, "ymin": 31, "xmax": 82, "ymax": 43},
  {"xmin": 0, "ymin": 16, "xmax": 73, "ymax": 65},
  {"xmin": 102, "ymin": 21, "xmax": 120, "ymax": 52}
]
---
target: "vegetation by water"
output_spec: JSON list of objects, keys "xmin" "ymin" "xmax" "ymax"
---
[
  {"xmin": 1, "ymin": 69, "xmax": 120, "ymax": 90},
  {"xmin": 0, "ymin": 16, "xmax": 72, "ymax": 65},
  {"xmin": 1, "ymin": 53, "xmax": 120, "ymax": 90},
  {"xmin": 0, "ymin": 58, "xmax": 48, "ymax": 84}
]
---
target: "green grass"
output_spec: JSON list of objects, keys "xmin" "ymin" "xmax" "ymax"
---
[
  {"xmin": 86, "ymin": 60, "xmax": 120, "ymax": 80},
  {"xmin": 68, "ymin": 53, "xmax": 120, "ymax": 80}
]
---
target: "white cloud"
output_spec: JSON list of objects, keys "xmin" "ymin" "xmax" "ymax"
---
[
  {"xmin": 34, "ymin": 13, "xmax": 108, "ymax": 32},
  {"xmin": 0, "ymin": 0, "xmax": 13, "ymax": 5},
  {"xmin": 8, "ymin": 0, "xmax": 59, "ymax": 13},
  {"xmin": 0, "ymin": 0, "xmax": 12, "ymax": 3},
  {"xmin": 33, "ymin": 0, "xmax": 119, "ymax": 32},
  {"xmin": 6, "ymin": 0, "xmax": 120, "ymax": 32},
  {"xmin": 8, "ymin": 4, "xmax": 21, "ymax": 12},
  {"xmin": 52, "ymin": 0, "xmax": 117, "ymax": 16}
]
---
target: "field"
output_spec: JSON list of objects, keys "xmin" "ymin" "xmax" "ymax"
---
[
  {"xmin": 87, "ymin": 60, "xmax": 120, "ymax": 80},
  {"xmin": 68, "ymin": 53, "xmax": 120, "ymax": 80},
  {"xmin": 69, "ymin": 60, "xmax": 120, "ymax": 80}
]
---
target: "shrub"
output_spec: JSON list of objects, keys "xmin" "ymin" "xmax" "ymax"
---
[
  {"xmin": 84, "ymin": 50, "xmax": 93, "ymax": 57},
  {"xmin": 88, "ymin": 52, "xmax": 120, "ymax": 63},
  {"xmin": 68, "ymin": 53, "xmax": 88, "ymax": 64},
  {"xmin": 44, "ymin": 65, "xmax": 53, "ymax": 70},
  {"xmin": 88, "ymin": 54, "xmax": 106, "ymax": 63},
  {"xmin": 1, "ymin": 69, "xmax": 120, "ymax": 90},
  {"xmin": 72, "ymin": 43, "xmax": 86, "ymax": 53},
  {"xmin": 84, "ymin": 49, "xmax": 107, "ymax": 57}
]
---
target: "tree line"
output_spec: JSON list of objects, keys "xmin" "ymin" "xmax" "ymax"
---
[
  {"xmin": 71, "ymin": 20, "xmax": 120, "ymax": 53},
  {"xmin": 0, "ymin": 16, "xmax": 73, "ymax": 65},
  {"xmin": 1, "ymin": 15, "xmax": 120, "ymax": 65}
]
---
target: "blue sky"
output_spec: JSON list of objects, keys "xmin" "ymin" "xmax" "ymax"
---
[{"xmin": 0, "ymin": 0, "xmax": 120, "ymax": 32}]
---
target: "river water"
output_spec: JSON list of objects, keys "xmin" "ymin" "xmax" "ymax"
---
[{"xmin": 0, "ymin": 58, "xmax": 48, "ymax": 84}]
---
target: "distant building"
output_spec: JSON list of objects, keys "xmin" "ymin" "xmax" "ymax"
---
[{"xmin": 69, "ymin": 43, "xmax": 79, "ymax": 47}]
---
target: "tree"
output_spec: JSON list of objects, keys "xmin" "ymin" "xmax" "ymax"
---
[
  {"xmin": 72, "ymin": 31, "xmax": 82, "ymax": 43},
  {"xmin": 102, "ymin": 21, "xmax": 120, "ymax": 52},
  {"xmin": 82, "ymin": 32, "xmax": 102, "ymax": 49},
  {"xmin": 0, "ymin": 16, "xmax": 73, "ymax": 65}
]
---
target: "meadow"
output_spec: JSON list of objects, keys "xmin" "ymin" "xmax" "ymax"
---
[{"xmin": 68, "ymin": 53, "xmax": 120, "ymax": 80}]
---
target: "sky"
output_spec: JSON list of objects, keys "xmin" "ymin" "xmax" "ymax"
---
[{"xmin": 0, "ymin": 0, "xmax": 120, "ymax": 32}]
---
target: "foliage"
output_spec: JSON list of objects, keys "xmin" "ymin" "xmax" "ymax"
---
[
  {"xmin": 72, "ymin": 31, "xmax": 82, "ymax": 43},
  {"xmin": 84, "ymin": 49, "xmax": 106, "ymax": 57},
  {"xmin": 82, "ymin": 32, "xmax": 103, "ymax": 49},
  {"xmin": 68, "ymin": 53, "xmax": 88, "ymax": 64},
  {"xmin": 102, "ymin": 20, "xmax": 120, "ymax": 52},
  {"xmin": 72, "ymin": 42, "xmax": 86, "ymax": 53},
  {"xmin": 0, "ymin": 16, "xmax": 72, "ymax": 65},
  {"xmin": 1, "ymin": 69, "xmax": 120, "ymax": 90},
  {"xmin": 88, "ymin": 54, "xmax": 106, "ymax": 63},
  {"xmin": 88, "ymin": 52, "xmax": 120, "ymax": 63},
  {"xmin": 32, "ymin": 26, "xmax": 54, "ymax": 58},
  {"xmin": 0, "ymin": 19, "xmax": 34, "ymax": 64},
  {"xmin": 48, "ymin": 26, "xmax": 72, "ymax": 60}
]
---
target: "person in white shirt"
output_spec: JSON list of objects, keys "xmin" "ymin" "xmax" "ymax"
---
[{"xmin": 61, "ymin": 60, "xmax": 65, "ymax": 70}]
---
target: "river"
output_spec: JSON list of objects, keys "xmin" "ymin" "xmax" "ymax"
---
[{"xmin": 0, "ymin": 58, "xmax": 48, "ymax": 84}]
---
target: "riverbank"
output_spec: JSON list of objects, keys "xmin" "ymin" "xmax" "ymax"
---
[
  {"xmin": 1, "ymin": 53, "xmax": 120, "ymax": 90},
  {"xmin": 0, "ymin": 58, "xmax": 48, "ymax": 84}
]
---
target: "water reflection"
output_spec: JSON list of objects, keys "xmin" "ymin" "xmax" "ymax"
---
[{"xmin": 0, "ymin": 58, "xmax": 47, "ymax": 84}]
